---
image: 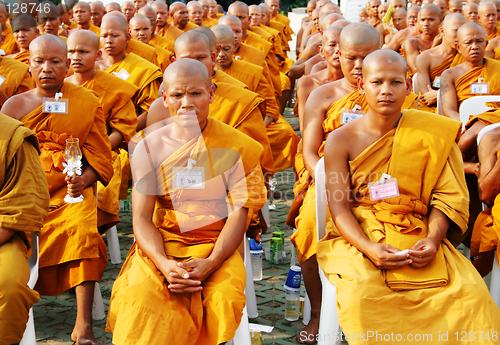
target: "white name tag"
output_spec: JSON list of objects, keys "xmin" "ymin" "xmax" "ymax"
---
[
  {"xmin": 432, "ymin": 76, "xmax": 440, "ymax": 89},
  {"xmin": 471, "ymin": 78, "xmax": 489, "ymax": 94},
  {"xmin": 172, "ymin": 167, "xmax": 205, "ymax": 189},
  {"xmin": 43, "ymin": 97, "xmax": 68, "ymax": 114},
  {"xmin": 341, "ymin": 112, "xmax": 364, "ymax": 124},
  {"xmin": 369, "ymin": 175, "xmax": 400, "ymax": 201},
  {"xmin": 113, "ymin": 68, "xmax": 131, "ymax": 81}
]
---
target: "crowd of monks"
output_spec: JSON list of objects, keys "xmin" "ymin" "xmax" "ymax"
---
[{"xmin": 1, "ymin": 0, "xmax": 500, "ymax": 343}]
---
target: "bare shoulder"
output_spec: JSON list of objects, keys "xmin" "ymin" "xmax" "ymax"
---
[
  {"xmin": 1, "ymin": 91, "xmax": 38, "ymax": 121},
  {"xmin": 487, "ymin": 36, "xmax": 500, "ymax": 50},
  {"xmin": 479, "ymin": 127, "xmax": 500, "ymax": 153},
  {"xmin": 442, "ymin": 64, "xmax": 464, "ymax": 81},
  {"xmin": 323, "ymin": 121, "xmax": 352, "ymax": 158},
  {"xmin": 145, "ymin": 98, "xmax": 170, "ymax": 128},
  {"xmin": 297, "ymin": 74, "xmax": 315, "ymax": 92}
]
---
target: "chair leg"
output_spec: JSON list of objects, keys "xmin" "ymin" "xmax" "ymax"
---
[
  {"xmin": 318, "ymin": 270, "xmax": 341, "ymax": 345},
  {"xmin": 92, "ymin": 282, "xmax": 106, "ymax": 321},
  {"xmin": 302, "ymin": 291, "xmax": 311, "ymax": 326},
  {"xmin": 230, "ymin": 306, "xmax": 252, "ymax": 345},
  {"xmin": 106, "ymin": 225, "xmax": 122, "ymax": 264},
  {"xmin": 490, "ymin": 255, "xmax": 500, "ymax": 308},
  {"xmin": 244, "ymin": 238, "xmax": 259, "ymax": 319},
  {"xmin": 19, "ymin": 308, "xmax": 36, "ymax": 345}
]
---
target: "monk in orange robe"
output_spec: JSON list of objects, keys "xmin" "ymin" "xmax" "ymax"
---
[
  {"xmin": 199, "ymin": 0, "xmax": 218, "ymax": 27},
  {"xmin": 8, "ymin": 14, "xmax": 39, "ymax": 64},
  {"xmin": 152, "ymin": 1, "xmax": 184, "ymax": 42},
  {"xmin": 416, "ymin": 13, "xmax": 466, "ymax": 113},
  {"xmin": 106, "ymin": 59, "xmax": 267, "ymax": 345},
  {"xmin": 139, "ymin": 5, "xmax": 175, "ymax": 52},
  {"xmin": 129, "ymin": 15, "xmax": 173, "ymax": 73},
  {"xmin": 0, "ymin": 54, "xmax": 34, "ymax": 106},
  {"xmin": 0, "ymin": 4, "xmax": 18, "ymax": 55},
  {"xmin": 170, "ymin": 2, "xmax": 198, "ymax": 32},
  {"xmin": 37, "ymin": 1, "xmax": 70, "ymax": 42},
  {"xmin": 213, "ymin": 25, "xmax": 280, "ymax": 125},
  {"xmin": 71, "ymin": 2, "xmax": 101, "ymax": 37},
  {"xmin": 265, "ymin": 0, "xmax": 294, "ymax": 43},
  {"xmin": 441, "ymin": 23, "xmax": 500, "ymax": 174},
  {"xmin": 97, "ymin": 15, "xmax": 162, "ymax": 130},
  {"xmin": 249, "ymin": 5, "xmax": 286, "ymax": 63},
  {"xmin": 90, "ymin": 1, "xmax": 105, "ymax": 28},
  {"xmin": 318, "ymin": 49, "xmax": 500, "ymax": 344},
  {"xmin": 1, "ymin": 34, "xmax": 113, "ymax": 345},
  {"xmin": 260, "ymin": 3, "xmax": 290, "ymax": 53},
  {"xmin": 0, "ymin": 114, "xmax": 49, "ymax": 345},
  {"xmin": 470, "ymin": 126, "xmax": 500, "ymax": 276},
  {"xmin": 478, "ymin": 1, "xmax": 499, "ymax": 39},
  {"xmin": 66, "ymin": 30, "xmax": 138, "ymax": 233}
]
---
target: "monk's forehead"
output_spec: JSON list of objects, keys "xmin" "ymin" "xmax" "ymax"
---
[
  {"xmin": 13, "ymin": 18, "xmax": 37, "ymax": 30},
  {"xmin": 31, "ymin": 41, "xmax": 67, "ymax": 58},
  {"xmin": 323, "ymin": 27, "xmax": 341, "ymax": 41}
]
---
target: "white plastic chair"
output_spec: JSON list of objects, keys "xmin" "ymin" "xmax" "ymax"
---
[
  {"xmin": 476, "ymin": 123, "xmax": 500, "ymax": 307},
  {"xmin": 340, "ymin": 0, "xmax": 370, "ymax": 22},
  {"xmin": 412, "ymin": 73, "xmax": 419, "ymax": 96},
  {"xmin": 20, "ymin": 232, "xmax": 39, "ymax": 345},
  {"xmin": 314, "ymin": 157, "xmax": 341, "ymax": 345},
  {"xmin": 106, "ymin": 225, "xmax": 121, "ymax": 265},
  {"xmin": 459, "ymin": 96, "xmax": 500, "ymax": 131},
  {"xmin": 437, "ymin": 90, "xmax": 443, "ymax": 115}
]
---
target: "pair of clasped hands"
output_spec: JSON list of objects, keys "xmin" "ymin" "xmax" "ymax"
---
[
  {"xmin": 162, "ymin": 258, "xmax": 217, "ymax": 293},
  {"xmin": 364, "ymin": 237, "xmax": 439, "ymax": 270}
]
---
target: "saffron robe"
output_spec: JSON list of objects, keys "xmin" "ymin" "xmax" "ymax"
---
[
  {"xmin": 0, "ymin": 114, "xmax": 49, "ymax": 344},
  {"xmin": 317, "ymin": 110, "xmax": 500, "ymax": 343},
  {"xmin": 201, "ymin": 17, "xmax": 218, "ymax": 27},
  {"xmin": 106, "ymin": 117, "xmax": 267, "ymax": 345},
  {"xmin": 157, "ymin": 24, "xmax": 183, "ymax": 42},
  {"xmin": 150, "ymin": 33, "xmax": 175, "ymax": 53},
  {"xmin": 269, "ymin": 19, "xmax": 290, "ymax": 52},
  {"xmin": 81, "ymin": 70, "xmax": 138, "ymax": 231},
  {"xmin": 271, "ymin": 13, "xmax": 293, "ymax": 41},
  {"xmin": 0, "ymin": 24, "xmax": 18, "ymax": 55},
  {"xmin": 182, "ymin": 21, "xmax": 199, "ymax": 32},
  {"xmin": 20, "ymin": 82, "xmax": 113, "ymax": 296},
  {"xmin": 126, "ymin": 39, "xmax": 157, "ymax": 65},
  {"xmin": 12, "ymin": 50, "xmax": 30, "ymax": 64},
  {"xmin": 0, "ymin": 57, "xmax": 34, "ymax": 98},
  {"xmin": 105, "ymin": 53, "xmax": 162, "ymax": 113}
]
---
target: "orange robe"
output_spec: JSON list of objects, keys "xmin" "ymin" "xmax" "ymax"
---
[
  {"xmin": 269, "ymin": 19, "xmax": 290, "ymax": 52},
  {"xmin": 317, "ymin": 110, "xmax": 500, "ymax": 342},
  {"xmin": 150, "ymin": 43, "xmax": 173, "ymax": 73},
  {"xmin": 210, "ymin": 80, "xmax": 275, "ymax": 175},
  {"xmin": 243, "ymin": 31, "xmax": 282, "ymax": 97},
  {"xmin": 201, "ymin": 17, "xmax": 218, "ymax": 27},
  {"xmin": 20, "ymin": 82, "xmax": 113, "ymax": 296},
  {"xmin": 212, "ymin": 69, "xmax": 246, "ymax": 89},
  {"xmin": 0, "ymin": 23, "xmax": 18, "ymax": 55},
  {"xmin": 157, "ymin": 24, "xmax": 183, "ymax": 42},
  {"xmin": 222, "ymin": 59, "xmax": 280, "ymax": 121},
  {"xmin": 0, "ymin": 114, "xmax": 49, "ymax": 344},
  {"xmin": 126, "ymin": 39, "xmax": 157, "ymax": 65},
  {"xmin": 0, "ymin": 56, "xmax": 34, "ymax": 97},
  {"xmin": 81, "ymin": 70, "xmax": 138, "ymax": 231},
  {"xmin": 105, "ymin": 53, "xmax": 162, "ymax": 112},
  {"xmin": 88, "ymin": 23, "xmax": 101, "ymax": 37},
  {"xmin": 106, "ymin": 117, "xmax": 267, "ymax": 345},
  {"xmin": 12, "ymin": 50, "xmax": 30, "ymax": 64},
  {"xmin": 418, "ymin": 52, "xmax": 463, "ymax": 113},
  {"xmin": 150, "ymin": 33, "xmax": 175, "ymax": 53},
  {"xmin": 456, "ymin": 58, "xmax": 500, "ymax": 127},
  {"xmin": 182, "ymin": 21, "xmax": 199, "ymax": 32},
  {"xmin": 271, "ymin": 13, "xmax": 293, "ymax": 41},
  {"xmin": 291, "ymin": 89, "xmax": 417, "ymax": 264},
  {"xmin": 252, "ymin": 25, "xmax": 285, "ymax": 61}
]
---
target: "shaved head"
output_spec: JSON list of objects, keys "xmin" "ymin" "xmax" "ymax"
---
[
  {"xmin": 363, "ymin": 49, "xmax": 407, "ymax": 77},
  {"xmin": 193, "ymin": 26, "xmax": 217, "ymax": 52},
  {"xmin": 420, "ymin": 3, "xmax": 441, "ymax": 18},
  {"xmin": 101, "ymin": 13, "xmax": 128, "ymax": 33},
  {"xmin": 463, "ymin": 2, "xmax": 479, "ymax": 22},
  {"xmin": 322, "ymin": 25, "xmax": 343, "ymax": 45},
  {"xmin": 320, "ymin": 2, "xmax": 341, "ymax": 14},
  {"xmin": 152, "ymin": 1, "xmax": 168, "ymax": 11},
  {"xmin": 74, "ymin": 1, "xmax": 91, "ymax": 12},
  {"xmin": 212, "ymin": 24, "xmax": 234, "ymax": 41},
  {"xmin": 68, "ymin": 29, "xmax": 100, "ymax": 51},
  {"xmin": 448, "ymin": 0, "xmax": 463, "ymax": 13},
  {"xmin": 339, "ymin": 22, "xmax": 379, "ymax": 50},
  {"xmin": 320, "ymin": 13, "xmax": 343, "ymax": 31},
  {"xmin": 443, "ymin": 12, "xmax": 466, "ymax": 26},
  {"xmin": 170, "ymin": 1, "xmax": 187, "ymax": 13},
  {"xmin": 332, "ymin": 19, "xmax": 351, "ymax": 27},
  {"xmin": 228, "ymin": 1, "xmax": 249, "ymax": 13},
  {"xmin": 218, "ymin": 14, "xmax": 241, "ymax": 26},
  {"xmin": 457, "ymin": 20, "xmax": 485, "ymax": 41},
  {"xmin": 30, "ymin": 33, "xmax": 67, "ymax": 56},
  {"xmin": 13, "ymin": 13, "xmax": 37, "ymax": 31},
  {"xmin": 138, "ymin": 4, "xmax": 156, "ymax": 17},
  {"xmin": 105, "ymin": 2, "xmax": 121, "ymax": 12},
  {"xmin": 130, "ymin": 14, "xmax": 151, "ymax": 27},
  {"xmin": 175, "ymin": 30, "xmax": 211, "ymax": 55},
  {"xmin": 164, "ymin": 59, "xmax": 210, "ymax": 88}
]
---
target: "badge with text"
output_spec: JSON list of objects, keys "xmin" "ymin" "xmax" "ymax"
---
[
  {"xmin": 43, "ymin": 93, "xmax": 68, "ymax": 114},
  {"xmin": 432, "ymin": 76, "xmax": 440, "ymax": 89},
  {"xmin": 470, "ymin": 78, "xmax": 489, "ymax": 94},
  {"xmin": 172, "ymin": 158, "xmax": 205, "ymax": 189},
  {"xmin": 368, "ymin": 173, "xmax": 400, "ymax": 201},
  {"xmin": 341, "ymin": 104, "xmax": 366, "ymax": 124},
  {"xmin": 113, "ymin": 68, "xmax": 131, "ymax": 81}
]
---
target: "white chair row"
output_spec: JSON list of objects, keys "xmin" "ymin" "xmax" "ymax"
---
[{"xmin": 20, "ymin": 232, "xmax": 39, "ymax": 345}]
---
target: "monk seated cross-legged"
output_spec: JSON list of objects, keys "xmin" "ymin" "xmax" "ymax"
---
[
  {"xmin": 1, "ymin": 34, "xmax": 114, "ymax": 345},
  {"xmin": 441, "ymin": 22, "xmax": 500, "ymax": 174},
  {"xmin": 0, "ymin": 114, "xmax": 49, "ymax": 344},
  {"xmin": 318, "ymin": 49, "xmax": 500, "ymax": 344},
  {"xmin": 106, "ymin": 59, "xmax": 267, "ymax": 345}
]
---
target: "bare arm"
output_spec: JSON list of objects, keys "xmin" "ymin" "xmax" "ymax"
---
[
  {"xmin": 485, "ymin": 37, "xmax": 500, "ymax": 59},
  {"xmin": 323, "ymin": 130, "xmax": 411, "ymax": 269},
  {"xmin": 109, "ymin": 129, "xmax": 123, "ymax": 150},
  {"xmin": 302, "ymin": 88, "xmax": 329, "ymax": 179},
  {"xmin": 416, "ymin": 53, "xmax": 438, "ymax": 106},
  {"xmin": 440, "ymin": 70, "xmax": 460, "ymax": 120},
  {"xmin": 477, "ymin": 131, "xmax": 500, "ymax": 205},
  {"xmin": 296, "ymin": 76, "xmax": 312, "ymax": 134},
  {"xmin": 385, "ymin": 30, "xmax": 404, "ymax": 51},
  {"xmin": 403, "ymin": 39, "xmax": 420, "ymax": 75},
  {"xmin": 377, "ymin": 25, "xmax": 385, "ymax": 48}
]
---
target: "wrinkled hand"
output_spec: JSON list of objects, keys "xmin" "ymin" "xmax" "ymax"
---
[
  {"xmin": 364, "ymin": 242, "xmax": 412, "ymax": 270},
  {"xmin": 408, "ymin": 237, "xmax": 439, "ymax": 269},
  {"xmin": 65, "ymin": 174, "xmax": 85, "ymax": 198},
  {"xmin": 420, "ymin": 86, "xmax": 437, "ymax": 106},
  {"xmin": 160, "ymin": 260, "xmax": 203, "ymax": 294}
]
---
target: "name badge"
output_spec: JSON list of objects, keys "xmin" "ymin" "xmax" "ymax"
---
[
  {"xmin": 113, "ymin": 68, "xmax": 131, "ymax": 81},
  {"xmin": 340, "ymin": 105, "xmax": 366, "ymax": 124},
  {"xmin": 0, "ymin": 74, "xmax": 6, "ymax": 86},
  {"xmin": 432, "ymin": 76, "xmax": 440, "ymax": 89},
  {"xmin": 172, "ymin": 167, "xmax": 205, "ymax": 189},
  {"xmin": 470, "ymin": 78, "xmax": 489, "ymax": 94},
  {"xmin": 368, "ymin": 174, "xmax": 400, "ymax": 201},
  {"xmin": 43, "ymin": 93, "xmax": 68, "ymax": 114}
]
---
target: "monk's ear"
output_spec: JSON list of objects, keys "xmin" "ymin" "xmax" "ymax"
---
[
  {"xmin": 125, "ymin": 30, "xmax": 131, "ymax": 44},
  {"xmin": 319, "ymin": 44, "xmax": 324, "ymax": 58},
  {"xmin": 405, "ymin": 77, "xmax": 412, "ymax": 96},
  {"xmin": 208, "ymin": 83, "xmax": 214, "ymax": 103},
  {"xmin": 96, "ymin": 49, "xmax": 102, "ymax": 61},
  {"xmin": 358, "ymin": 76, "xmax": 365, "ymax": 94},
  {"xmin": 0, "ymin": 34, "xmax": 4, "ymax": 46}
]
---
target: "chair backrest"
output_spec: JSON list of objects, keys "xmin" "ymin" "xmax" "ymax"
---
[
  {"xmin": 341, "ymin": 0, "xmax": 369, "ymax": 22},
  {"xmin": 477, "ymin": 123, "xmax": 500, "ymax": 145},
  {"xmin": 412, "ymin": 73, "xmax": 419, "ymax": 96},
  {"xmin": 315, "ymin": 157, "xmax": 328, "ymax": 242},
  {"xmin": 27, "ymin": 232, "xmax": 39, "ymax": 289},
  {"xmin": 459, "ymin": 96, "xmax": 500, "ymax": 131},
  {"xmin": 437, "ymin": 90, "xmax": 443, "ymax": 115}
]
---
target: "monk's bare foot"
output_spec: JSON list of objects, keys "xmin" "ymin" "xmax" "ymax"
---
[
  {"xmin": 296, "ymin": 315, "xmax": 320, "ymax": 344},
  {"xmin": 71, "ymin": 327, "xmax": 101, "ymax": 345}
]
